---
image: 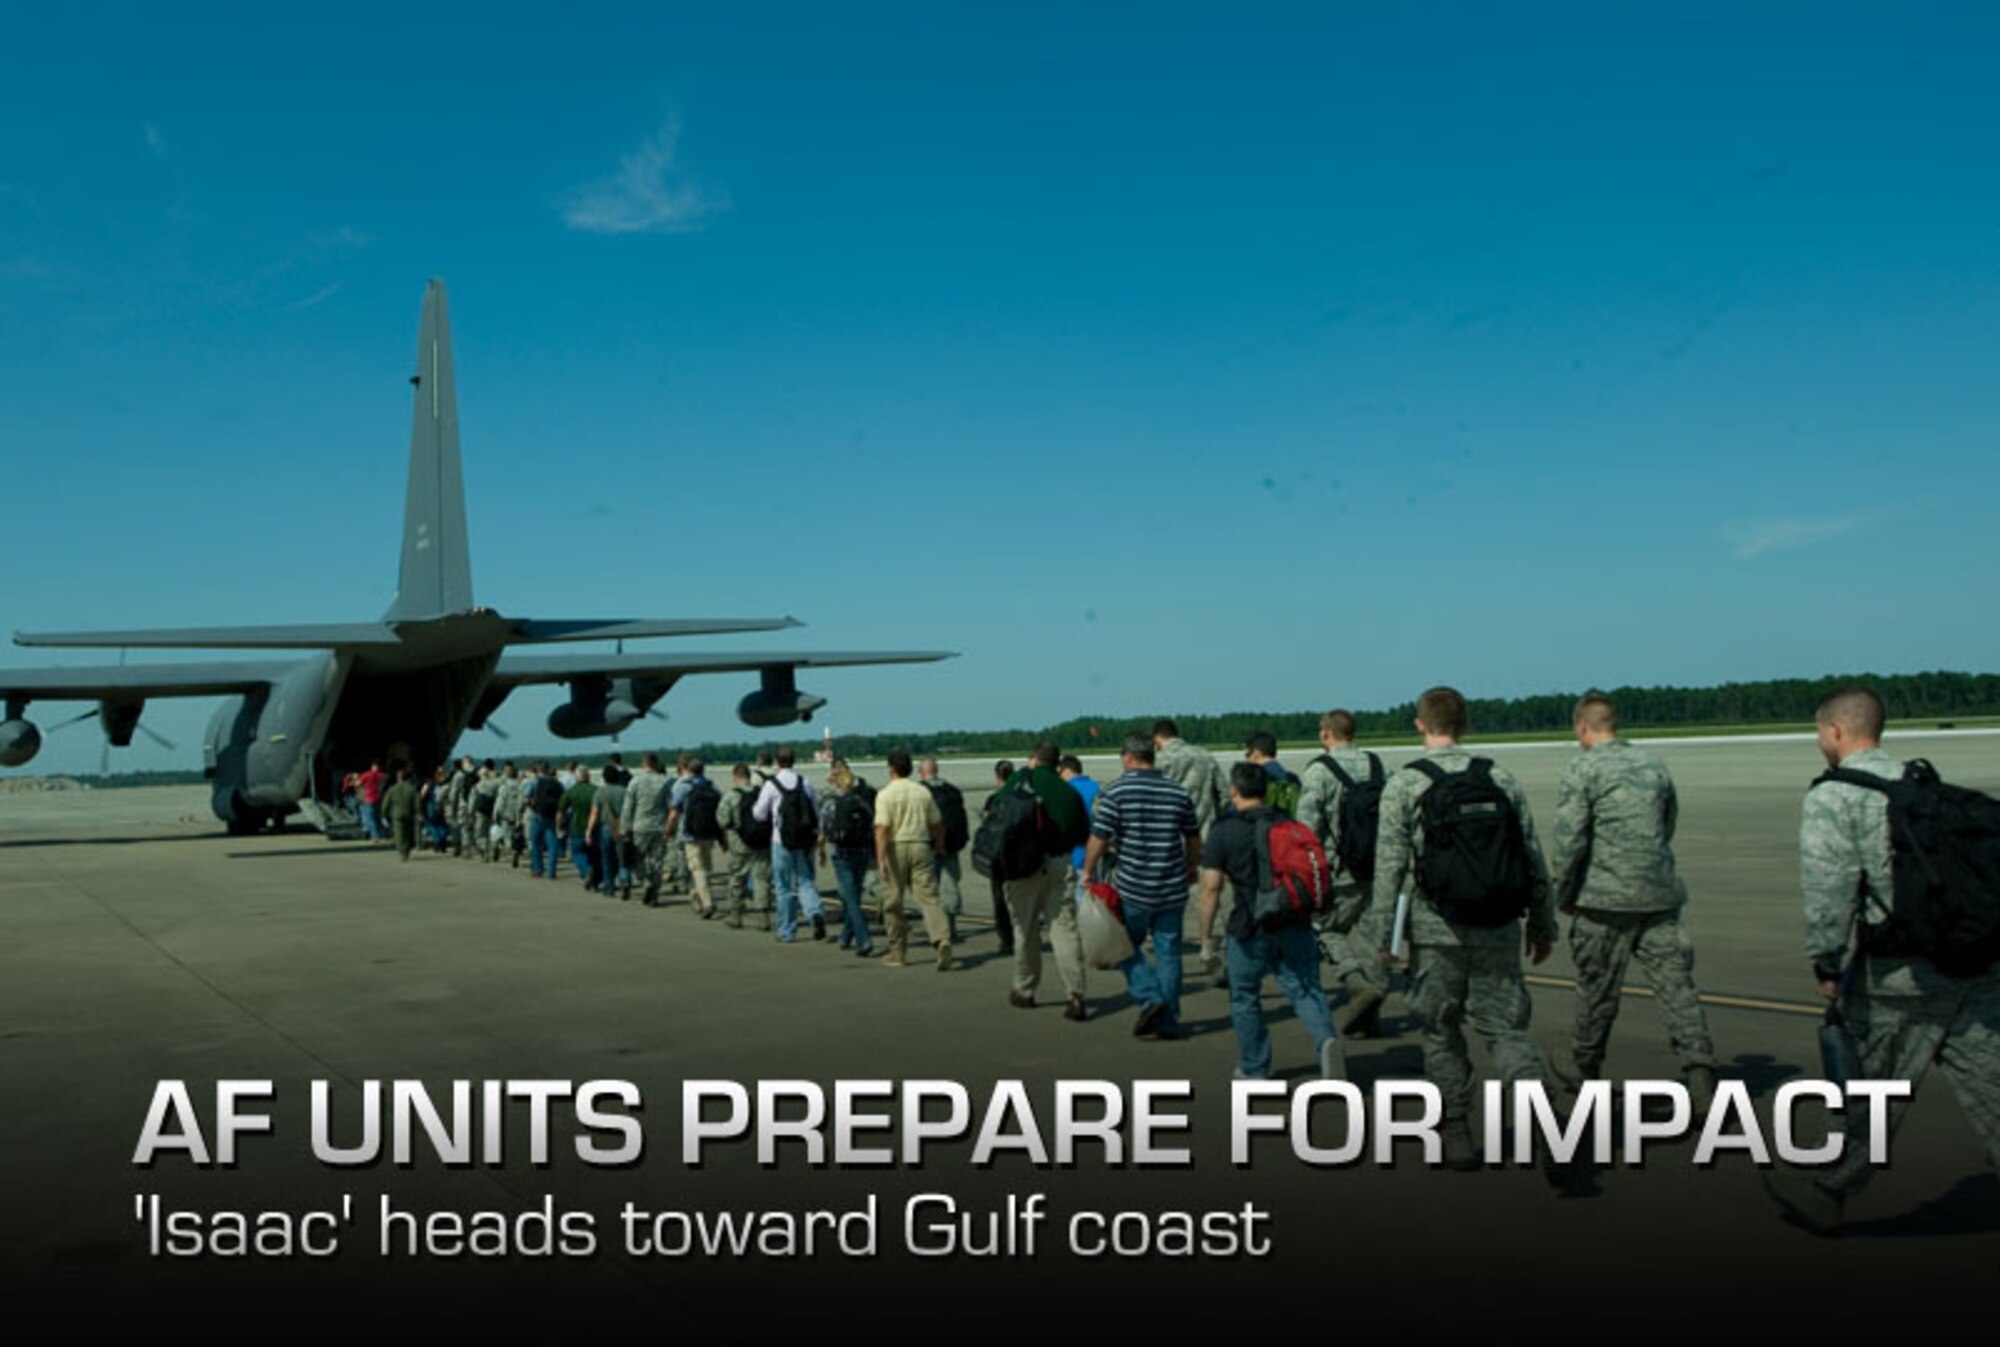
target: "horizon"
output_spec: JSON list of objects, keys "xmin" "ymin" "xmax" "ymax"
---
[{"xmin": 5, "ymin": 5, "xmax": 1998, "ymax": 776}]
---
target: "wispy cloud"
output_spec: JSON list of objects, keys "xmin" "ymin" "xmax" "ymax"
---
[
  {"xmin": 305, "ymin": 225, "xmax": 374, "ymax": 255},
  {"xmin": 144, "ymin": 124, "xmax": 166, "ymax": 156},
  {"xmin": 561, "ymin": 120, "xmax": 726, "ymax": 235},
  {"xmin": 1725, "ymin": 514, "xmax": 1860, "ymax": 559},
  {"xmin": 281, "ymin": 280, "xmax": 343, "ymax": 312}
]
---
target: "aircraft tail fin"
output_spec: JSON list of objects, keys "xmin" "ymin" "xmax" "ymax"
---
[{"xmin": 385, "ymin": 279, "xmax": 474, "ymax": 621}]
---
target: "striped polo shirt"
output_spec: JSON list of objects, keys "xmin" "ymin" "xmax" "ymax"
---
[{"xmin": 1091, "ymin": 768, "xmax": 1199, "ymax": 910}]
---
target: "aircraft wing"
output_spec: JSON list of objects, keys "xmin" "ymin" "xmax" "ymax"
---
[
  {"xmin": 506, "ymin": 617, "xmax": 803, "ymax": 644},
  {"xmin": 489, "ymin": 649, "xmax": 956, "ymax": 689},
  {"xmin": 13, "ymin": 623, "xmax": 402, "ymax": 650},
  {"xmin": 13, "ymin": 617, "xmax": 806, "ymax": 649},
  {"xmin": 0, "ymin": 661, "xmax": 294, "ymax": 703}
]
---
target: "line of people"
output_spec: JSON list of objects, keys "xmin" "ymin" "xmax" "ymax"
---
[{"xmin": 350, "ymin": 682, "xmax": 1999, "ymax": 1224}]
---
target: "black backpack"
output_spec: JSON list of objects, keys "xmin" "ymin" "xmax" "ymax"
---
[
  {"xmin": 1318, "ymin": 752, "xmax": 1386, "ymax": 883},
  {"xmin": 1409, "ymin": 758, "xmax": 1534, "ymax": 928},
  {"xmin": 925, "ymin": 779, "xmax": 971, "ymax": 854},
  {"xmin": 530, "ymin": 775, "xmax": 563, "ymax": 819},
  {"xmin": 972, "ymin": 780, "xmax": 1047, "ymax": 881},
  {"xmin": 736, "ymin": 786, "xmax": 773, "ymax": 850},
  {"xmin": 1812, "ymin": 759, "xmax": 2000, "ymax": 977},
  {"xmin": 830, "ymin": 790, "xmax": 876, "ymax": 848},
  {"xmin": 775, "ymin": 778, "xmax": 818, "ymax": 851},
  {"xmin": 682, "ymin": 780, "xmax": 723, "ymax": 841}
]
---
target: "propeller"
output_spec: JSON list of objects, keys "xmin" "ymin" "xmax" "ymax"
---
[{"xmin": 134, "ymin": 722, "xmax": 177, "ymax": 751}]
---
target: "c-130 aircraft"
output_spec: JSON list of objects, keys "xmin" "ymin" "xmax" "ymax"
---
[{"xmin": 0, "ymin": 281, "xmax": 952, "ymax": 833}]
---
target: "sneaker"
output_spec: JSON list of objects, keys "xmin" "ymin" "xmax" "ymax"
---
[
  {"xmin": 1319, "ymin": 1037, "xmax": 1347, "ymax": 1081},
  {"xmin": 1063, "ymin": 995, "xmax": 1090, "ymax": 1022},
  {"xmin": 935, "ymin": 942, "xmax": 953, "ymax": 972},
  {"xmin": 1132, "ymin": 1002, "xmax": 1166, "ymax": 1039},
  {"xmin": 725, "ymin": 914, "xmax": 744, "ymax": 930},
  {"xmin": 1009, "ymin": 990, "xmax": 1035, "ymax": 1009},
  {"xmin": 883, "ymin": 951, "xmax": 907, "ymax": 967},
  {"xmin": 1761, "ymin": 1168, "xmax": 1844, "ymax": 1235}
]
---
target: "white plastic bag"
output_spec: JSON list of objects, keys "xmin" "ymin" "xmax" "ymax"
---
[{"xmin": 1078, "ymin": 886, "xmax": 1135, "ymax": 970}]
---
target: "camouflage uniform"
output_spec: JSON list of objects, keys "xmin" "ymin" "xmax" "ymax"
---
[
  {"xmin": 446, "ymin": 767, "xmax": 477, "ymax": 857},
  {"xmin": 1156, "ymin": 737, "xmax": 1228, "ymax": 837},
  {"xmin": 1549, "ymin": 738, "xmax": 1715, "ymax": 1078},
  {"xmin": 492, "ymin": 772, "xmax": 524, "ymax": 866},
  {"xmin": 1371, "ymin": 746, "xmax": 1557, "ymax": 1125},
  {"xmin": 1793, "ymin": 747, "xmax": 2000, "ymax": 1200},
  {"xmin": 1298, "ymin": 747, "xmax": 1392, "ymax": 1021},
  {"xmin": 719, "ymin": 783, "xmax": 774, "ymax": 927},
  {"xmin": 621, "ymin": 766, "xmax": 673, "ymax": 904}
]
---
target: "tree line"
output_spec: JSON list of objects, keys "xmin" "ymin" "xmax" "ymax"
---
[{"xmin": 673, "ymin": 668, "xmax": 2000, "ymax": 762}]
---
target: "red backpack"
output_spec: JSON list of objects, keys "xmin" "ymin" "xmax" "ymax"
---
[{"xmin": 1253, "ymin": 817, "xmax": 1333, "ymax": 930}]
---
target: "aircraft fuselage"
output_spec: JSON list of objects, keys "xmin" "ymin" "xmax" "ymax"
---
[{"xmin": 206, "ymin": 615, "xmax": 512, "ymax": 831}]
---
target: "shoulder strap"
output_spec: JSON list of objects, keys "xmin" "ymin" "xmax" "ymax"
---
[
  {"xmin": 1408, "ymin": 758, "xmax": 1446, "ymax": 785},
  {"xmin": 1365, "ymin": 753, "xmax": 1384, "ymax": 785},
  {"xmin": 1255, "ymin": 816, "xmax": 1275, "ymax": 892},
  {"xmin": 1813, "ymin": 766, "xmax": 1889, "ymax": 794},
  {"xmin": 1320, "ymin": 754, "xmax": 1355, "ymax": 789},
  {"xmin": 1468, "ymin": 757, "xmax": 1495, "ymax": 781}
]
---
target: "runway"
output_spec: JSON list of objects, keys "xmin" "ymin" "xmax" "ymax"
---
[{"xmin": 2, "ymin": 731, "xmax": 1996, "ymax": 1335}]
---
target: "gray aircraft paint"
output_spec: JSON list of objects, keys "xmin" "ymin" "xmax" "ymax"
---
[
  {"xmin": 388, "ymin": 282, "xmax": 473, "ymax": 623},
  {"xmin": 0, "ymin": 280, "xmax": 953, "ymax": 830}
]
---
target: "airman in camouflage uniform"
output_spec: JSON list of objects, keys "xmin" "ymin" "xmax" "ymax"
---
[
  {"xmin": 621, "ymin": 752, "xmax": 674, "ymax": 905},
  {"xmin": 1155, "ymin": 720, "xmax": 1231, "ymax": 977},
  {"xmin": 472, "ymin": 763, "xmax": 501, "ymax": 861},
  {"xmin": 1297, "ymin": 709, "xmax": 1392, "ymax": 1037},
  {"xmin": 1547, "ymin": 696, "xmax": 1716, "ymax": 1107},
  {"xmin": 492, "ymin": 764, "xmax": 525, "ymax": 868},
  {"xmin": 1153, "ymin": 720, "xmax": 1228, "ymax": 836},
  {"xmin": 446, "ymin": 757, "xmax": 478, "ymax": 857},
  {"xmin": 719, "ymin": 763, "xmax": 774, "ymax": 929},
  {"xmin": 1764, "ymin": 687, "xmax": 2000, "ymax": 1233},
  {"xmin": 1370, "ymin": 687, "xmax": 1557, "ymax": 1170}
]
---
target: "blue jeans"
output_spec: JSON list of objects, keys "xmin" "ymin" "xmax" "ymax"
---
[
  {"xmin": 1227, "ymin": 923, "xmax": 1338, "ymax": 1078},
  {"xmin": 599, "ymin": 829, "xmax": 628, "ymax": 892},
  {"xmin": 529, "ymin": 815, "xmax": 561, "ymax": 878},
  {"xmin": 831, "ymin": 846, "xmax": 875, "ymax": 951},
  {"xmin": 359, "ymin": 802, "xmax": 381, "ymax": 840},
  {"xmin": 570, "ymin": 832, "xmax": 599, "ymax": 883},
  {"xmin": 772, "ymin": 846, "xmax": 825, "ymax": 940},
  {"xmin": 1119, "ymin": 903, "xmax": 1187, "ymax": 1030}
]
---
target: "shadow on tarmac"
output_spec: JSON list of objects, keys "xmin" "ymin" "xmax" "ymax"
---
[{"xmin": 1846, "ymin": 1174, "xmax": 2000, "ymax": 1237}]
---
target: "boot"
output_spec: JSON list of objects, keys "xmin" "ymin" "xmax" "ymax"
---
[
  {"xmin": 1685, "ymin": 1064, "xmax": 1718, "ymax": 1114},
  {"xmin": 1549, "ymin": 1046, "xmax": 1594, "ymax": 1092},
  {"xmin": 1761, "ymin": 1168, "xmax": 1844, "ymax": 1235},
  {"xmin": 1334, "ymin": 980, "xmax": 1385, "ymax": 1039},
  {"xmin": 1442, "ymin": 1118, "xmax": 1479, "ymax": 1172}
]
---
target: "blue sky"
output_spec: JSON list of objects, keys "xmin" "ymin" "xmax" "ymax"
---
[{"xmin": 4, "ymin": 3, "xmax": 1997, "ymax": 774}]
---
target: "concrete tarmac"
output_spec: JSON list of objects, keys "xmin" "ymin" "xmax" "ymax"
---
[{"xmin": 2, "ymin": 733, "xmax": 1996, "ymax": 1337}]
